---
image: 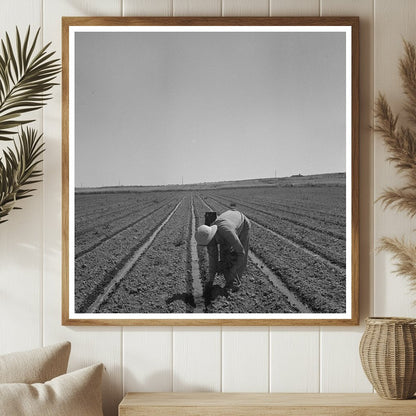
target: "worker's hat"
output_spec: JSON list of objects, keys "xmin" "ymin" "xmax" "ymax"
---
[{"xmin": 195, "ymin": 224, "xmax": 217, "ymax": 246}]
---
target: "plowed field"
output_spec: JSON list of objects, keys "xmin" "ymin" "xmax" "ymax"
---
[{"xmin": 74, "ymin": 180, "xmax": 346, "ymax": 314}]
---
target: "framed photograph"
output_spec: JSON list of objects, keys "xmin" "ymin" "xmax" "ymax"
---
[{"xmin": 62, "ymin": 17, "xmax": 359, "ymax": 326}]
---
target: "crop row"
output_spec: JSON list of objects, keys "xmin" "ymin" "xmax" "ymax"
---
[
  {"xmin": 76, "ymin": 199, "xmax": 160, "ymax": 238},
  {"xmin": 250, "ymin": 224, "xmax": 346, "ymax": 313},
  {"xmin": 212, "ymin": 187, "xmax": 345, "ymax": 228},
  {"xmin": 76, "ymin": 192, "xmax": 140, "ymax": 222},
  {"xmin": 98, "ymin": 195, "xmax": 194, "ymax": 313},
  {"xmin": 209, "ymin": 192, "xmax": 344, "ymax": 240},
  {"xmin": 202, "ymin": 196, "xmax": 346, "ymax": 313},
  {"xmin": 192, "ymin": 196, "xmax": 209, "ymax": 294},
  {"xmin": 211, "ymin": 186, "xmax": 345, "ymax": 223},
  {"xmin": 205, "ymin": 194, "xmax": 345, "ymax": 269},
  {"xmin": 75, "ymin": 197, "xmax": 179, "ymax": 258},
  {"xmin": 75, "ymin": 188, "xmax": 344, "ymax": 314},
  {"xmin": 261, "ymin": 186, "xmax": 346, "ymax": 216},
  {"xmin": 75, "ymin": 197, "xmax": 183, "ymax": 312},
  {"xmin": 75, "ymin": 191, "xmax": 175, "ymax": 230}
]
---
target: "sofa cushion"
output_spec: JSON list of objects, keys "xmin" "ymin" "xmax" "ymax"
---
[
  {"xmin": 0, "ymin": 363, "xmax": 104, "ymax": 416},
  {"xmin": 0, "ymin": 342, "xmax": 71, "ymax": 384}
]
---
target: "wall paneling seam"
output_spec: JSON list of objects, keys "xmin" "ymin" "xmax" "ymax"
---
[
  {"xmin": 121, "ymin": 329, "xmax": 125, "ymax": 395},
  {"xmin": 171, "ymin": 327, "xmax": 174, "ymax": 391},
  {"xmin": 319, "ymin": 329, "xmax": 322, "ymax": 392},
  {"xmin": 268, "ymin": 327, "xmax": 271, "ymax": 393},
  {"xmin": 220, "ymin": 326, "xmax": 223, "ymax": 391}
]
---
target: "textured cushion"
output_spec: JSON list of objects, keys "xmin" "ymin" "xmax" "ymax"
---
[
  {"xmin": 0, "ymin": 342, "xmax": 71, "ymax": 384},
  {"xmin": 0, "ymin": 363, "xmax": 104, "ymax": 416}
]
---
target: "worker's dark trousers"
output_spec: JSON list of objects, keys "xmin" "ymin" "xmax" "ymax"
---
[{"xmin": 225, "ymin": 216, "xmax": 251, "ymax": 286}]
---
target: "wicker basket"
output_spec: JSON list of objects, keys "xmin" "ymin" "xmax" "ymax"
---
[{"xmin": 359, "ymin": 317, "xmax": 416, "ymax": 399}]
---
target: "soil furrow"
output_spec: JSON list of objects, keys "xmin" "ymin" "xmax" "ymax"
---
[
  {"xmin": 75, "ymin": 192, "xmax": 174, "ymax": 228},
  {"xmin": 87, "ymin": 199, "xmax": 184, "ymax": 313},
  {"xmin": 254, "ymin": 199, "xmax": 345, "ymax": 225},
  {"xmin": 210, "ymin": 193, "xmax": 344, "ymax": 240},
  {"xmin": 190, "ymin": 196, "xmax": 205, "ymax": 313},
  {"xmin": 75, "ymin": 193, "xmax": 140, "ymax": 222},
  {"xmin": 248, "ymin": 223, "xmax": 346, "ymax": 313},
  {"xmin": 97, "ymin": 195, "xmax": 192, "ymax": 313},
  {"xmin": 207, "ymin": 186, "xmax": 345, "ymax": 223},
  {"xmin": 247, "ymin": 252, "xmax": 312, "ymax": 313},
  {"xmin": 193, "ymin": 197, "xmax": 209, "ymax": 300},
  {"xmin": 75, "ymin": 201, "xmax": 174, "ymax": 259},
  {"xmin": 250, "ymin": 218, "xmax": 344, "ymax": 275},
  {"xmin": 75, "ymin": 199, "xmax": 182, "ymax": 312},
  {"xmin": 75, "ymin": 199, "xmax": 155, "ymax": 237}
]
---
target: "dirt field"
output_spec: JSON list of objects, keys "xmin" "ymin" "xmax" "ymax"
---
[{"xmin": 74, "ymin": 174, "xmax": 346, "ymax": 314}]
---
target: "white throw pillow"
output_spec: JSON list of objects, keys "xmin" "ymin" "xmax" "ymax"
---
[
  {"xmin": 0, "ymin": 342, "xmax": 71, "ymax": 384},
  {"xmin": 0, "ymin": 363, "xmax": 104, "ymax": 416}
]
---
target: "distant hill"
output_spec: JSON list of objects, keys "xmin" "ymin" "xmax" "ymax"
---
[{"xmin": 75, "ymin": 172, "xmax": 346, "ymax": 194}]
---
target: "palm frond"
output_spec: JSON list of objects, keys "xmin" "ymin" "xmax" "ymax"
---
[
  {"xmin": 0, "ymin": 27, "xmax": 60, "ymax": 141},
  {"xmin": 0, "ymin": 127, "xmax": 44, "ymax": 223}
]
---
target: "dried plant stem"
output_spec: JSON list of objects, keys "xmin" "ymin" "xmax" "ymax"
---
[{"xmin": 379, "ymin": 237, "xmax": 416, "ymax": 293}]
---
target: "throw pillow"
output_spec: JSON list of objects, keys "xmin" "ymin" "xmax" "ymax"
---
[
  {"xmin": 0, "ymin": 341, "xmax": 71, "ymax": 384},
  {"xmin": 0, "ymin": 363, "xmax": 104, "ymax": 416}
]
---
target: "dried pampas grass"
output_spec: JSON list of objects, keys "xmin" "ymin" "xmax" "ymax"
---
[
  {"xmin": 377, "ymin": 188, "xmax": 416, "ymax": 218},
  {"xmin": 375, "ymin": 40, "xmax": 416, "ymax": 295},
  {"xmin": 378, "ymin": 237, "xmax": 416, "ymax": 293}
]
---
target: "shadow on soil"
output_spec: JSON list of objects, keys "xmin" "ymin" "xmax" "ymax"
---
[
  {"xmin": 166, "ymin": 293, "xmax": 196, "ymax": 308},
  {"xmin": 207, "ymin": 285, "xmax": 229, "ymax": 303},
  {"xmin": 166, "ymin": 284, "xmax": 230, "ymax": 311}
]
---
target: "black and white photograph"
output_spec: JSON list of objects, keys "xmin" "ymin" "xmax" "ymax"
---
[{"xmin": 63, "ymin": 19, "xmax": 358, "ymax": 324}]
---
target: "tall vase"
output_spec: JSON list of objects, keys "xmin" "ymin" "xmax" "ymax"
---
[{"xmin": 359, "ymin": 317, "xmax": 416, "ymax": 399}]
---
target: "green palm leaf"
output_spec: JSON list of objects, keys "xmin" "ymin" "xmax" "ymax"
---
[
  {"xmin": 0, "ymin": 27, "xmax": 60, "ymax": 141},
  {"xmin": 0, "ymin": 127, "xmax": 45, "ymax": 223}
]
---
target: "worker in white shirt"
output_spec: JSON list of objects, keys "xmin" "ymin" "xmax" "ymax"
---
[{"xmin": 195, "ymin": 210, "xmax": 250, "ymax": 297}]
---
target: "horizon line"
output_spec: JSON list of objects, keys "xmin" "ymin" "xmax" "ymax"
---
[{"xmin": 75, "ymin": 171, "xmax": 346, "ymax": 190}]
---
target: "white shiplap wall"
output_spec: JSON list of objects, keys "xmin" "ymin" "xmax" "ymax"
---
[{"xmin": 1, "ymin": 1, "xmax": 416, "ymax": 415}]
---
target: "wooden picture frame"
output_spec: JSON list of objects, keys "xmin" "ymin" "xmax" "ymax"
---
[{"xmin": 62, "ymin": 17, "xmax": 359, "ymax": 326}]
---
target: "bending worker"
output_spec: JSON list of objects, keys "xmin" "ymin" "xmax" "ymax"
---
[{"xmin": 195, "ymin": 209, "xmax": 250, "ymax": 296}]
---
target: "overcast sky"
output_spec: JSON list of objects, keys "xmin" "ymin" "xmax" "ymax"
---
[{"xmin": 75, "ymin": 31, "xmax": 346, "ymax": 187}]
